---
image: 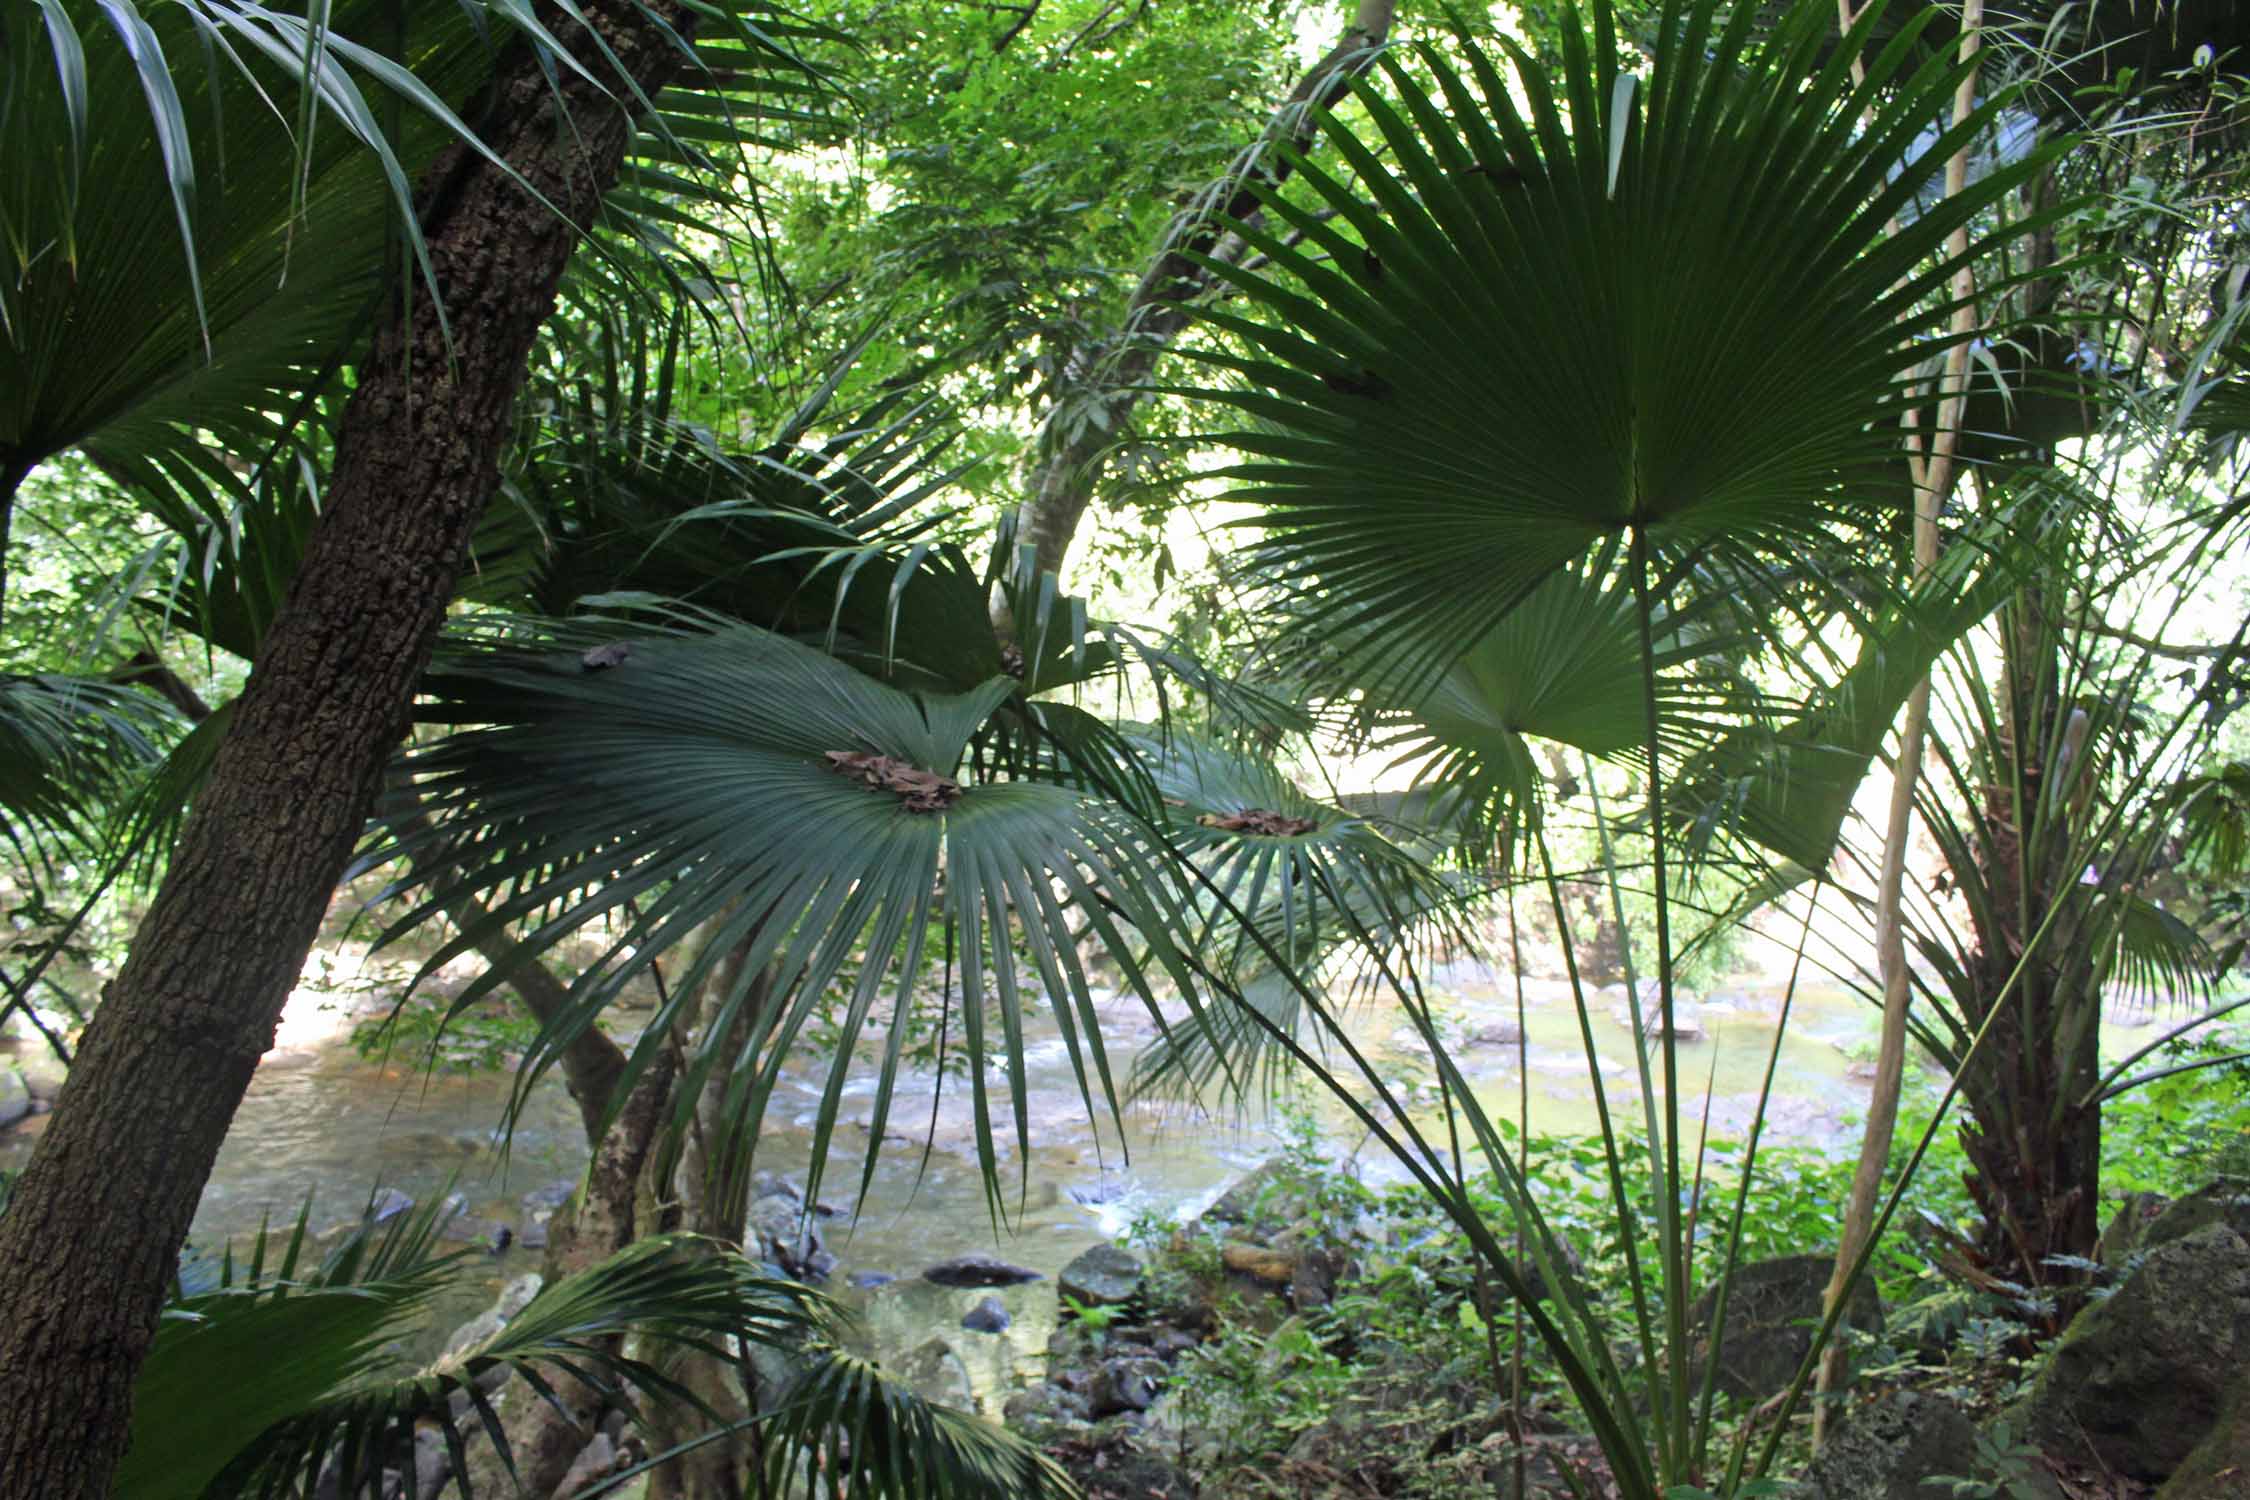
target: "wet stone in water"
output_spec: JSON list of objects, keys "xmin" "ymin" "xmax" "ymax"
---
[
  {"xmin": 923, "ymin": 1252, "xmax": 1042, "ymax": 1287},
  {"xmin": 962, "ymin": 1295, "xmax": 1012, "ymax": 1333}
]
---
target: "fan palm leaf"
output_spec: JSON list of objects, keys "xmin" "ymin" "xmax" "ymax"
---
[
  {"xmin": 381, "ymin": 621, "xmax": 1208, "ymax": 1217},
  {"xmin": 1179, "ymin": 0, "xmax": 2069, "ymax": 685},
  {"xmin": 0, "ymin": 671, "xmax": 175, "ymax": 879},
  {"xmin": 1125, "ymin": 733, "xmax": 1463, "ymax": 1102}
]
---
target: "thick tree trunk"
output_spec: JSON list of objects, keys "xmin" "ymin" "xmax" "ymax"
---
[
  {"xmin": 1012, "ymin": 0, "xmax": 1395, "ymax": 588},
  {"xmin": 0, "ymin": 8, "xmax": 695, "ymax": 1492}
]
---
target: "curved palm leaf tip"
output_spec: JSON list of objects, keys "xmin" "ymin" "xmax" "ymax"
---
[
  {"xmin": 387, "ymin": 623, "xmax": 1206, "ymax": 1215},
  {"xmin": 1125, "ymin": 734, "xmax": 1465, "ymax": 1102},
  {"xmin": 0, "ymin": 674, "xmax": 173, "ymax": 877},
  {"xmin": 1185, "ymin": 0, "xmax": 2062, "ymax": 687}
]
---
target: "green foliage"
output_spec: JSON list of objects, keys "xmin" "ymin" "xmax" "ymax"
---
[
  {"xmin": 387, "ymin": 618, "xmax": 1213, "ymax": 1218},
  {"xmin": 117, "ymin": 1196, "xmax": 831, "ymax": 1499},
  {"xmin": 1184, "ymin": 0, "xmax": 2060, "ymax": 683},
  {"xmin": 348, "ymin": 991, "xmax": 540, "ymax": 1074}
]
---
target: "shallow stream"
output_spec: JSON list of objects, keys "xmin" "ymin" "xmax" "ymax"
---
[{"xmin": 7, "ymin": 960, "xmax": 1911, "ymax": 1412}]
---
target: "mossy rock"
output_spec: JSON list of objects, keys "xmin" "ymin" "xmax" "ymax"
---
[
  {"xmin": 2143, "ymin": 1184, "xmax": 2250, "ymax": 1253},
  {"xmin": 2157, "ymin": 1371, "xmax": 2250, "ymax": 1499},
  {"xmin": 1688, "ymin": 1254, "xmax": 1882, "ymax": 1401},
  {"xmin": 2023, "ymin": 1224, "xmax": 2250, "ymax": 1480},
  {"xmin": 1799, "ymin": 1390, "xmax": 1982, "ymax": 1500},
  {"xmin": 2096, "ymin": 1191, "xmax": 2171, "ymax": 1270}
]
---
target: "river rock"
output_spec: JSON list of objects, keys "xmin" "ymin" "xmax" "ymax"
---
[
  {"xmin": 1087, "ymin": 1355, "xmax": 1166, "ymax": 1418},
  {"xmin": 1463, "ymin": 1019, "xmax": 1525, "ymax": 1047},
  {"xmin": 748, "ymin": 1193, "xmax": 826, "ymax": 1280},
  {"xmin": 1609, "ymin": 993, "xmax": 1704, "ymax": 1040},
  {"xmin": 15, "ymin": 1053, "xmax": 66, "ymax": 1102},
  {"xmin": 1059, "ymin": 1242, "xmax": 1143, "ymax": 1309},
  {"xmin": 1002, "ymin": 1382, "xmax": 1090, "ymax": 1442},
  {"xmin": 1221, "ymin": 1241, "xmax": 1297, "ymax": 1287},
  {"xmin": 962, "ymin": 1295, "xmax": 1011, "ymax": 1333},
  {"xmin": 1203, "ymin": 1159, "xmax": 1312, "ymax": 1234},
  {"xmin": 898, "ymin": 1336, "xmax": 974, "ymax": 1410},
  {"xmin": 1800, "ymin": 1390, "xmax": 1983, "ymax": 1499},
  {"xmin": 2023, "ymin": 1222, "xmax": 2250, "ymax": 1479},
  {"xmin": 521, "ymin": 1179, "xmax": 577, "ymax": 1214},
  {"xmin": 922, "ymin": 1252, "xmax": 1041, "ymax": 1287},
  {"xmin": 749, "ymin": 1169, "xmax": 801, "ymax": 1203},
  {"xmin": 0, "ymin": 1067, "xmax": 29, "ymax": 1128},
  {"xmin": 1688, "ymin": 1254, "xmax": 1881, "ymax": 1401},
  {"xmin": 445, "ymin": 1272, "xmax": 545, "ymax": 1355},
  {"xmin": 368, "ymin": 1188, "xmax": 416, "ymax": 1224},
  {"xmin": 850, "ymin": 1270, "xmax": 896, "ymax": 1290},
  {"xmin": 441, "ymin": 1214, "xmax": 513, "ymax": 1251}
]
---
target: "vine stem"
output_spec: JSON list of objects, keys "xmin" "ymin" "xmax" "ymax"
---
[{"xmin": 1813, "ymin": 0, "xmax": 1986, "ymax": 1443}]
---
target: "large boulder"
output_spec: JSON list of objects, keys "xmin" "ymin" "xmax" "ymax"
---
[
  {"xmin": 1687, "ymin": 1254, "xmax": 1882, "ymax": 1401},
  {"xmin": 1058, "ymin": 1242, "xmax": 1142, "ymax": 1309},
  {"xmin": 2022, "ymin": 1223, "xmax": 2250, "ymax": 1480},
  {"xmin": 2142, "ymin": 1184, "xmax": 2250, "ymax": 1252},
  {"xmin": 0, "ymin": 1067, "xmax": 29, "ymax": 1128},
  {"xmin": 1799, "ymin": 1391, "xmax": 1984, "ymax": 1500}
]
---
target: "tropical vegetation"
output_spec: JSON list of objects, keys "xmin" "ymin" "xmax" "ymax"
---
[{"xmin": 0, "ymin": 0, "xmax": 2246, "ymax": 1496}]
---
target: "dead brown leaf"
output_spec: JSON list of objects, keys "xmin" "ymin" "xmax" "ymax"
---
[{"xmin": 824, "ymin": 750, "xmax": 962, "ymax": 813}]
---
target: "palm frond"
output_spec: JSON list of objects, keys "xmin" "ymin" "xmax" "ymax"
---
[
  {"xmin": 1178, "ymin": 0, "xmax": 2069, "ymax": 687},
  {"xmin": 380, "ymin": 622, "xmax": 1208, "ymax": 1218},
  {"xmin": 1126, "ymin": 734, "xmax": 1463, "ymax": 1103},
  {"xmin": 750, "ymin": 1348, "xmax": 1078, "ymax": 1499},
  {"xmin": 1, "ymin": 2, "xmax": 828, "ymax": 521},
  {"xmin": 0, "ymin": 671, "xmax": 175, "ymax": 879},
  {"xmin": 132, "ymin": 1209, "xmax": 829, "ymax": 1500}
]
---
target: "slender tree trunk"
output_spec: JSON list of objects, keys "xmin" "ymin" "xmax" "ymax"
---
[
  {"xmin": 1814, "ymin": 0, "xmax": 1982, "ymax": 1439},
  {"xmin": 0, "ymin": 9, "xmax": 696, "ymax": 1491},
  {"xmin": 460, "ymin": 1047, "xmax": 682, "ymax": 1498},
  {"xmin": 378, "ymin": 773, "xmax": 629, "ymax": 1141},
  {"xmin": 645, "ymin": 940, "xmax": 770, "ymax": 1500},
  {"xmin": 1010, "ymin": 0, "xmax": 1395, "ymax": 589}
]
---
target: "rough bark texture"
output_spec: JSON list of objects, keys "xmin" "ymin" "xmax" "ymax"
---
[
  {"xmin": 1013, "ymin": 0, "xmax": 1395, "ymax": 588},
  {"xmin": 1957, "ymin": 626, "xmax": 2105, "ymax": 1298},
  {"xmin": 0, "ymin": 7, "xmax": 694, "ymax": 1492}
]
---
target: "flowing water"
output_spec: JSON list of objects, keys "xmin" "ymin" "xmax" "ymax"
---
[{"xmin": 5, "ymin": 959, "xmax": 1901, "ymax": 1412}]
